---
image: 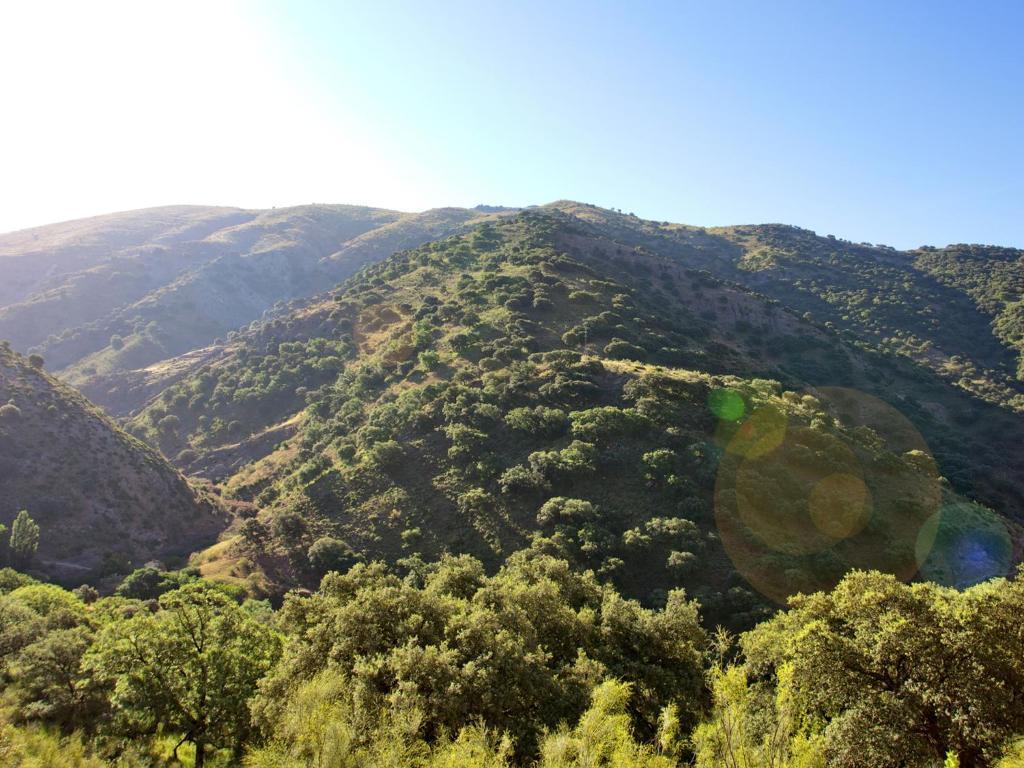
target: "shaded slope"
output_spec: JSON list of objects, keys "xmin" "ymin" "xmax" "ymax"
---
[
  {"xmin": 0, "ymin": 343, "xmax": 227, "ymax": 582},
  {"xmin": 912, "ymin": 244, "xmax": 1024, "ymax": 379},
  {"xmin": 540, "ymin": 204, "xmax": 1024, "ymax": 511}
]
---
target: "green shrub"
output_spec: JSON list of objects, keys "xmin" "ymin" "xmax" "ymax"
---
[
  {"xmin": 505, "ymin": 406, "xmax": 568, "ymax": 437},
  {"xmin": 569, "ymin": 407, "xmax": 649, "ymax": 443},
  {"xmin": 307, "ymin": 537, "xmax": 357, "ymax": 577},
  {"xmin": 116, "ymin": 567, "xmax": 186, "ymax": 600},
  {"xmin": 604, "ymin": 338, "xmax": 647, "ymax": 360},
  {"xmin": 536, "ymin": 497, "xmax": 598, "ymax": 527}
]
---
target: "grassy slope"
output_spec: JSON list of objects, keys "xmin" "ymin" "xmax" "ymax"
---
[{"xmin": 128, "ymin": 211, "xmax": 1017, "ymax": 621}]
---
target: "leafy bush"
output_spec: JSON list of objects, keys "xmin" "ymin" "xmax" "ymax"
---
[
  {"xmin": 604, "ymin": 338, "xmax": 648, "ymax": 360},
  {"xmin": 255, "ymin": 551, "xmax": 706, "ymax": 759},
  {"xmin": 569, "ymin": 407, "xmax": 650, "ymax": 443},
  {"xmin": 536, "ymin": 497, "xmax": 598, "ymax": 527},
  {"xmin": 307, "ymin": 537, "xmax": 357, "ymax": 577},
  {"xmin": 116, "ymin": 567, "xmax": 190, "ymax": 600},
  {"xmin": 500, "ymin": 464, "xmax": 550, "ymax": 494},
  {"xmin": 528, "ymin": 441, "xmax": 599, "ymax": 482},
  {"xmin": 272, "ymin": 512, "xmax": 307, "ymax": 546},
  {"xmin": 505, "ymin": 406, "xmax": 568, "ymax": 437}
]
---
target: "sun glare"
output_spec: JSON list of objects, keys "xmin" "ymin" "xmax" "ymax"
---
[{"xmin": 0, "ymin": 1, "xmax": 432, "ymax": 231}]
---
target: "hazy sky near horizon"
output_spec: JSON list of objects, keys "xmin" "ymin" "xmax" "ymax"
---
[{"xmin": 1, "ymin": 1, "xmax": 1021, "ymax": 248}]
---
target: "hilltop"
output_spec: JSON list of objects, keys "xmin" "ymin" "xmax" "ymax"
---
[{"xmin": 549, "ymin": 202, "xmax": 1024, "ymax": 411}]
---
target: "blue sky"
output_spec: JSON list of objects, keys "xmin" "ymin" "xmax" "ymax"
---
[{"xmin": 2, "ymin": 1, "xmax": 1021, "ymax": 248}]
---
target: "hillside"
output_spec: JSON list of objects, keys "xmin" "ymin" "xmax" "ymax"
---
[
  {"xmin": 548, "ymin": 202, "xmax": 1024, "ymax": 410},
  {"xmin": 2, "ymin": 203, "xmax": 1021, "ymax": 764},
  {"xmin": 0, "ymin": 204, "xmax": 509, "ymax": 415},
  {"xmin": 125, "ymin": 209, "xmax": 1020, "ymax": 613},
  {"xmin": 0, "ymin": 205, "xmax": 253, "ymax": 307},
  {"xmin": 0, "ymin": 343, "xmax": 227, "ymax": 583},
  {"xmin": 912, "ymin": 243, "xmax": 1024, "ymax": 379}
]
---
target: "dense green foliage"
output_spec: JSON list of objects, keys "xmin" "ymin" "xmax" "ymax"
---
[
  {"xmin": 1, "ymin": 561, "xmax": 1023, "ymax": 766},
  {"xmin": 256, "ymin": 551, "xmax": 706, "ymax": 757},
  {"xmin": 88, "ymin": 583, "xmax": 280, "ymax": 766},
  {"xmin": 694, "ymin": 569, "xmax": 1024, "ymax": 768}
]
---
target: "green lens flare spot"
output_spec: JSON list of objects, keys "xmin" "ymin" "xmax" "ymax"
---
[{"xmin": 709, "ymin": 388, "xmax": 745, "ymax": 422}]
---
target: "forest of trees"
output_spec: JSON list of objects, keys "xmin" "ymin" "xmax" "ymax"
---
[{"xmin": 1, "ymin": 550, "xmax": 1022, "ymax": 767}]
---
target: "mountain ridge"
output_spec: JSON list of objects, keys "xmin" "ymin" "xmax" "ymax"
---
[{"xmin": 0, "ymin": 204, "xmax": 515, "ymax": 415}]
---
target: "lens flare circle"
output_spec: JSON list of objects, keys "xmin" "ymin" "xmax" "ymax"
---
[
  {"xmin": 715, "ymin": 387, "xmax": 941, "ymax": 604},
  {"xmin": 732, "ymin": 424, "xmax": 865, "ymax": 557},
  {"xmin": 809, "ymin": 472, "xmax": 872, "ymax": 541},
  {"xmin": 719, "ymin": 405, "xmax": 787, "ymax": 460},
  {"xmin": 708, "ymin": 388, "xmax": 745, "ymax": 422},
  {"xmin": 916, "ymin": 502, "xmax": 1013, "ymax": 588}
]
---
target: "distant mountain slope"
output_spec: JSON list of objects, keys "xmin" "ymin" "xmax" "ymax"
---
[
  {"xmin": 0, "ymin": 204, "xmax": 401, "ymax": 364},
  {"xmin": 0, "ymin": 205, "xmax": 510, "ymax": 415},
  {"xmin": 49, "ymin": 205, "xmax": 403, "ymax": 382},
  {"xmin": 912, "ymin": 244, "xmax": 1024, "ymax": 379},
  {"xmin": 0, "ymin": 343, "xmax": 227, "ymax": 582},
  {"xmin": 546, "ymin": 202, "xmax": 1024, "ymax": 410},
  {"xmin": 0, "ymin": 205, "xmax": 254, "ymax": 307},
  {"xmin": 126, "ymin": 210, "xmax": 1020, "ymax": 611}
]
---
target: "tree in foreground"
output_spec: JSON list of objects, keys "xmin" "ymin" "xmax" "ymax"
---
[
  {"xmin": 538, "ymin": 680, "xmax": 678, "ymax": 767},
  {"xmin": 246, "ymin": 675, "xmax": 674, "ymax": 768},
  {"xmin": 254, "ymin": 550, "xmax": 707, "ymax": 761},
  {"xmin": 245, "ymin": 669, "xmax": 514, "ymax": 768},
  {"xmin": 691, "ymin": 657, "xmax": 825, "ymax": 768},
  {"xmin": 722, "ymin": 569, "xmax": 1024, "ymax": 768},
  {"xmin": 87, "ymin": 582, "xmax": 281, "ymax": 767},
  {"xmin": 8, "ymin": 511, "xmax": 40, "ymax": 570}
]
